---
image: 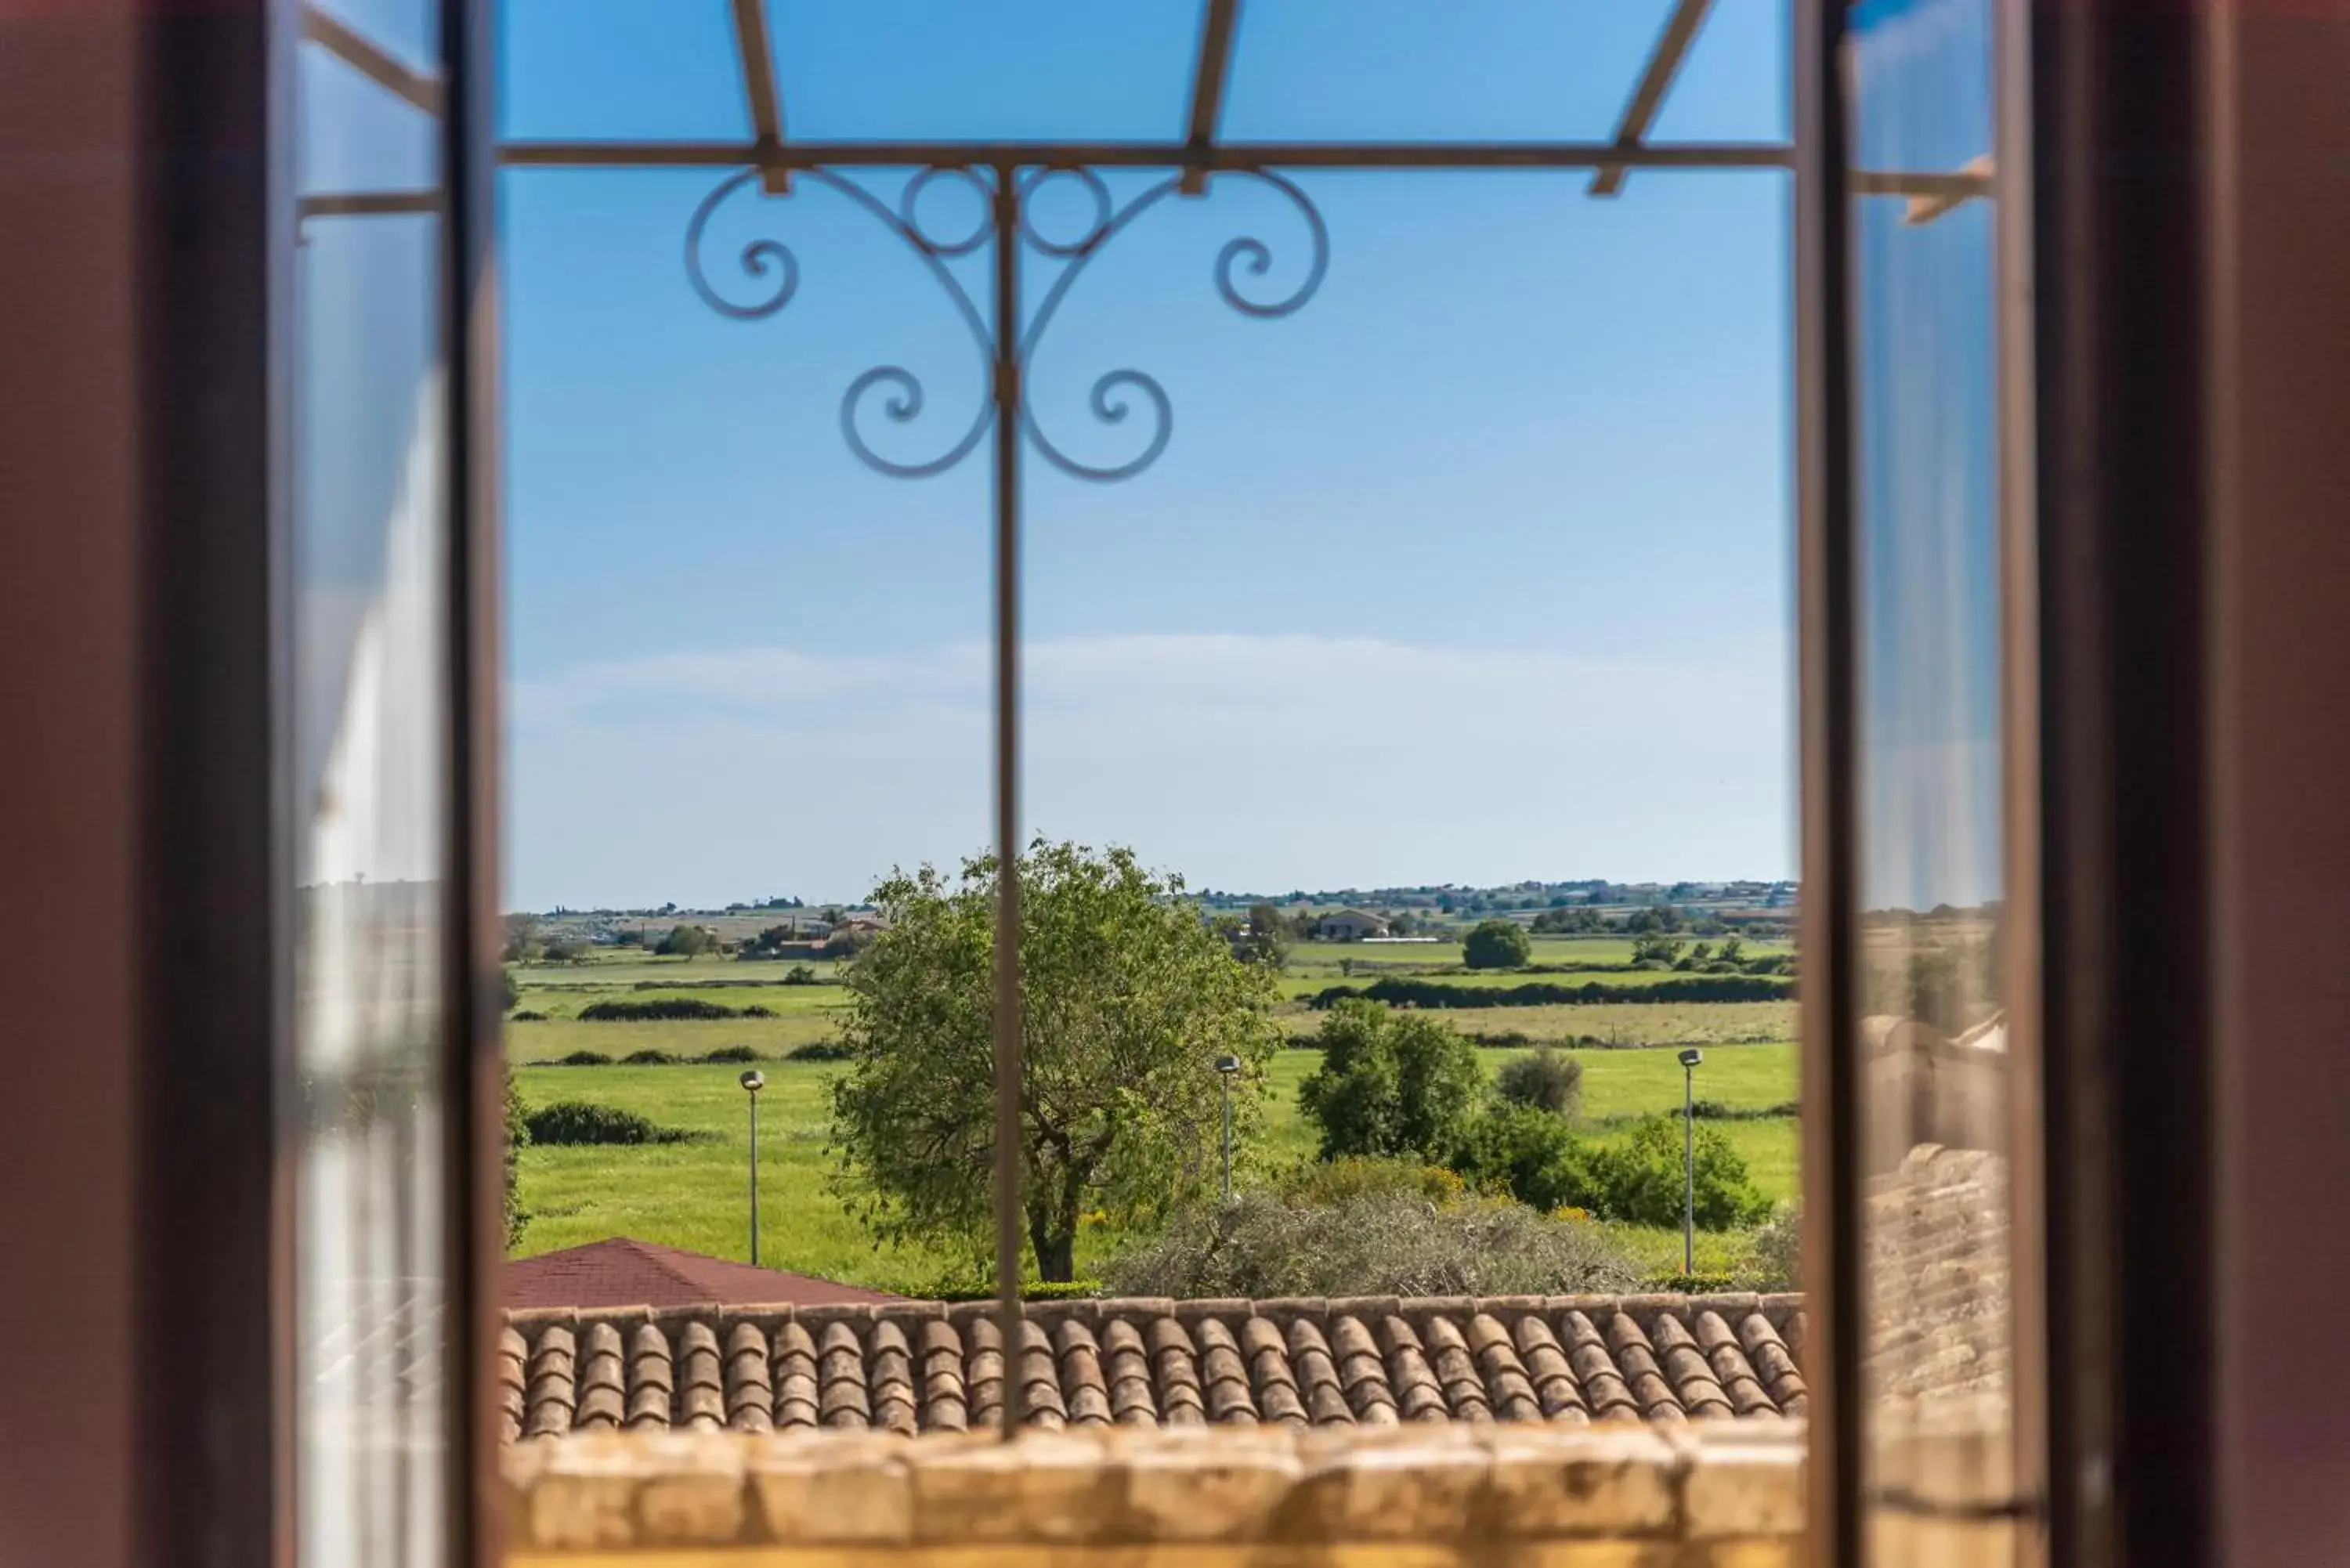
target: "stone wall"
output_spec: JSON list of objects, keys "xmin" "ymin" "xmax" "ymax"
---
[{"xmin": 502, "ymin": 1422, "xmax": 1806, "ymax": 1566}]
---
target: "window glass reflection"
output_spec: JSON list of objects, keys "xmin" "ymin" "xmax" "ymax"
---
[
  {"xmin": 292, "ymin": 5, "xmax": 450, "ymax": 1566},
  {"xmin": 1849, "ymin": 0, "xmax": 2023, "ymax": 1556}
]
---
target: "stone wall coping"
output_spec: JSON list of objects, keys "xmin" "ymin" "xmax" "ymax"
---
[{"xmin": 503, "ymin": 1422, "xmax": 1809, "ymax": 1555}]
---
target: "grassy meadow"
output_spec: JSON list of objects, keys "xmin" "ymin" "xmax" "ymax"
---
[{"xmin": 506, "ymin": 933, "xmax": 1799, "ymax": 1291}]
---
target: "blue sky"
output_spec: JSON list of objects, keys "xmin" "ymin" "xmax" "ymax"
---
[{"xmin": 494, "ymin": 0, "xmax": 1805, "ymax": 909}]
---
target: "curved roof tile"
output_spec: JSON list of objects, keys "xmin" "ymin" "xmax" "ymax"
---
[{"xmin": 499, "ymin": 1292, "xmax": 1806, "ymax": 1437}]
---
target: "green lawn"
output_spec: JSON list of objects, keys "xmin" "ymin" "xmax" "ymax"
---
[{"xmin": 511, "ymin": 1041, "xmax": 1799, "ymax": 1293}]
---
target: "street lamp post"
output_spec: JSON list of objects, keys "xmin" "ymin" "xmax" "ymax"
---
[
  {"xmin": 1677, "ymin": 1048, "xmax": 1704, "ymax": 1276},
  {"xmin": 1213, "ymin": 1055, "xmax": 1242, "ymax": 1201},
  {"xmin": 739, "ymin": 1068, "xmax": 765, "ymax": 1266}
]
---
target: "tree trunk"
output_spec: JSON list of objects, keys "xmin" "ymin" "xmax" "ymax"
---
[{"xmin": 1027, "ymin": 1166, "xmax": 1085, "ymax": 1283}]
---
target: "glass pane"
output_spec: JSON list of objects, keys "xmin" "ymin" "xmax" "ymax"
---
[
  {"xmin": 501, "ymin": 161, "xmax": 991, "ymax": 1281},
  {"xmin": 500, "ymin": 0, "xmax": 749, "ymax": 142},
  {"xmin": 291, "ymin": 4, "xmax": 451, "ymax": 1565},
  {"xmin": 1018, "ymin": 175, "xmax": 1799, "ymax": 1294},
  {"xmin": 775, "ymin": 0, "xmax": 1198, "ymax": 143},
  {"xmin": 1225, "ymin": 0, "xmax": 1684, "ymax": 143},
  {"xmin": 1848, "ymin": 0, "xmax": 2022, "ymax": 1556}
]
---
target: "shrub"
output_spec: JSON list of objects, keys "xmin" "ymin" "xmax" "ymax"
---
[
  {"xmin": 577, "ymin": 998, "xmax": 747, "ymax": 1021},
  {"xmin": 1296, "ymin": 1000, "xmax": 1484, "ymax": 1162},
  {"xmin": 1648, "ymin": 1271, "xmax": 1741, "ymax": 1294},
  {"xmin": 1103, "ymin": 1189, "xmax": 1638, "ymax": 1299},
  {"xmin": 1494, "ymin": 1047, "xmax": 1585, "ymax": 1118},
  {"xmin": 504, "ymin": 1064, "xmax": 528, "ymax": 1246},
  {"xmin": 1309, "ymin": 975, "xmax": 1794, "ymax": 1010},
  {"xmin": 523, "ymin": 1101, "xmax": 694, "ymax": 1145},
  {"xmin": 1462, "ymin": 919, "xmax": 1533, "ymax": 970},
  {"xmin": 510, "ymin": 1010, "xmax": 548, "ymax": 1023},
  {"xmin": 1745, "ymin": 1205, "xmax": 1802, "ymax": 1289},
  {"xmin": 1578, "ymin": 1116, "xmax": 1773, "ymax": 1230},
  {"xmin": 620, "ymin": 1049, "xmax": 684, "ymax": 1066},
  {"xmin": 1445, "ymin": 1103, "xmax": 1589, "ymax": 1212},
  {"xmin": 740, "ymin": 1005, "xmax": 776, "ymax": 1017},
  {"xmin": 782, "ymin": 964, "xmax": 819, "ymax": 985},
  {"xmin": 786, "ymin": 1040, "xmax": 854, "ymax": 1061},
  {"xmin": 501, "ymin": 970, "xmax": 522, "ymax": 1012},
  {"xmin": 699, "ymin": 1044, "xmax": 764, "ymax": 1064},
  {"xmin": 1274, "ymin": 1155, "xmax": 1466, "ymax": 1208},
  {"xmin": 921, "ymin": 1279, "xmax": 1104, "ymax": 1303},
  {"xmin": 555, "ymin": 1050, "xmax": 612, "ymax": 1067}
]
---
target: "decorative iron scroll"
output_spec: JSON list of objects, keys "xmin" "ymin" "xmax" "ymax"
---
[{"xmin": 683, "ymin": 164, "xmax": 1327, "ymax": 482}]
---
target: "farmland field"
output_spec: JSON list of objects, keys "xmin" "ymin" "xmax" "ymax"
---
[
  {"xmin": 510, "ymin": 938, "xmax": 1795, "ymax": 1060},
  {"xmin": 511, "ymin": 1040, "xmax": 1799, "ymax": 1292}
]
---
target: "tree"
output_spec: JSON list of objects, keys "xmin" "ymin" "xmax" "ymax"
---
[
  {"xmin": 502, "ymin": 912, "xmax": 542, "ymax": 963},
  {"xmin": 1462, "ymin": 918, "xmax": 1532, "ymax": 970},
  {"xmin": 1297, "ymin": 1000, "xmax": 1485, "ymax": 1162},
  {"xmin": 655, "ymin": 923, "xmax": 712, "ymax": 958},
  {"xmin": 1238, "ymin": 902, "xmax": 1291, "ymax": 969},
  {"xmin": 829, "ymin": 840, "xmax": 1281, "ymax": 1283},
  {"xmin": 1630, "ymin": 932, "xmax": 1687, "ymax": 966},
  {"xmin": 1494, "ymin": 1047, "xmax": 1585, "ymax": 1118}
]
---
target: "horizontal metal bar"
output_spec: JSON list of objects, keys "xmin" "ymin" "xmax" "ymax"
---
[
  {"xmin": 498, "ymin": 138, "xmax": 1797, "ymax": 171},
  {"xmin": 494, "ymin": 138, "xmax": 1990, "ymax": 214},
  {"xmin": 298, "ymin": 189, "xmax": 444, "ymax": 219},
  {"xmin": 1593, "ymin": 0, "xmax": 1716, "ymax": 196},
  {"xmin": 298, "ymin": 2, "xmax": 443, "ymax": 115},
  {"xmin": 1896, "ymin": 154, "xmax": 1994, "ymax": 222}
]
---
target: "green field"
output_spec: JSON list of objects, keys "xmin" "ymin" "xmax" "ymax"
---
[
  {"xmin": 512, "ymin": 1041, "xmax": 1799, "ymax": 1293},
  {"xmin": 510, "ymin": 935, "xmax": 1794, "ymax": 1059}
]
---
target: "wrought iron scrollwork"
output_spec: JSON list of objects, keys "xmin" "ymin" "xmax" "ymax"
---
[{"xmin": 682, "ymin": 163, "xmax": 1328, "ymax": 484}]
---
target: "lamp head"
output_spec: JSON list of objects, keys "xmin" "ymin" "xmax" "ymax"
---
[
  {"xmin": 1677, "ymin": 1048, "xmax": 1704, "ymax": 1069},
  {"xmin": 739, "ymin": 1069, "xmax": 765, "ymax": 1093},
  {"xmin": 1213, "ymin": 1054, "xmax": 1242, "ymax": 1075}
]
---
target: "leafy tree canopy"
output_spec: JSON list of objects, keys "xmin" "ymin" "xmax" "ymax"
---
[
  {"xmin": 829, "ymin": 840, "xmax": 1281, "ymax": 1283},
  {"xmin": 1297, "ymin": 999, "xmax": 1485, "ymax": 1162},
  {"xmin": 1462, "ymin": 918, "xmax": 1533, "ymax": 970},
  {"xmin": 655, "ymin": 923, "xmax": 713, "ymax": 957}
]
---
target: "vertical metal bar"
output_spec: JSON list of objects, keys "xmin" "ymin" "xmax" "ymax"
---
[
  {"xmin": 748, "ymin": 1092, "xmax": 760, "ymax": 1266},
  {"xmin": 725, "ymin": 0, "xmax": 790, "ymax": 193},
  {"xmin": 1220, "ymin": 1075, "xmax": 1233, "ymax": 1201},
  {"xmin": 1180, "ymin": 0, "xmax": 1242, "ymax": 193},
  {"xmin": 989, "ymin": 163, "xmax": 1026, "ymax": 1441},
  {"xmin": 1793, "ymin": 0, "xmax": 1861, "ymax": 1565},
  {"xmin": 1683, "ymin": 1064, "xmax": 1696, "ymax": 1275},
  {"xmin": 443, "ymin": 0, "xmax": 505, "ymax": 1559},
  {"xmin": 1591, "ymin": 0, "xmax": 1717, "ymax": 196}
]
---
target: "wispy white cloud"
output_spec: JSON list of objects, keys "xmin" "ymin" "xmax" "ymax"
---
[{"xmin": 508, "ymin": 633, "xmax": 1792, "ymax": 909}]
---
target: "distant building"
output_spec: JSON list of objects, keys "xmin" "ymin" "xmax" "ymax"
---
[{"xmin": 1315, "ymin": 909, "xmax": 1390, "ymax": 941}]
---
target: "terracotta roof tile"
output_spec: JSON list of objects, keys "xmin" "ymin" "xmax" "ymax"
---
[{"xmin": 498, "ymin": 1292, "xmax": 1811, "ymax": 1439}]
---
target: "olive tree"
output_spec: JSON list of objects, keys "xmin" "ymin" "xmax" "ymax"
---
[{"xmin": 829, "ymin": 840, "xmax": 1281, "ymax": 1282}]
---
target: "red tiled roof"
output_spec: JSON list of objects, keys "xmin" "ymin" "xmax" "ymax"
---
[
  {"xmin": 498, "ymin": 1292, "xmax": 1808, "ymax": 1440},
  {"xmin": 506, "ymin": 1237, "xmax": 904, "ymax": 1311}
]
